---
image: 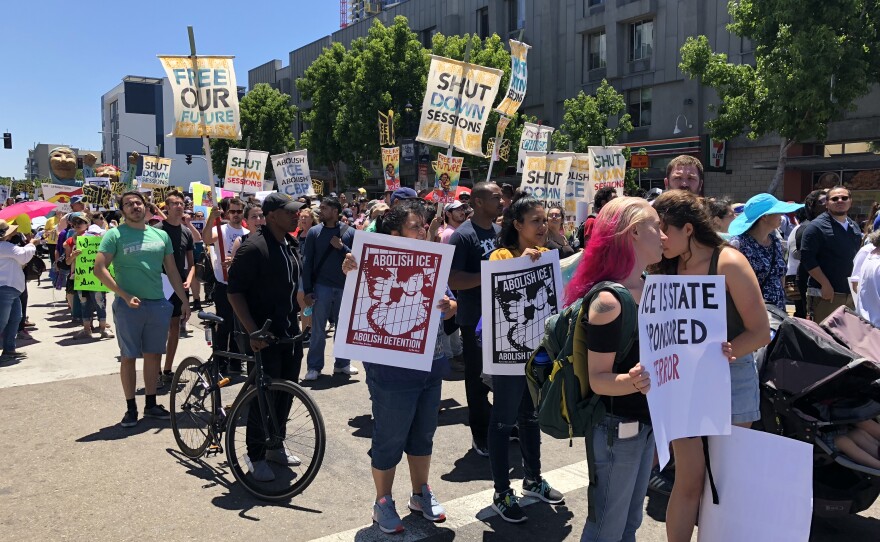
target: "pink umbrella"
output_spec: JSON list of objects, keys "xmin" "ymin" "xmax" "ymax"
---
[{"xmin": 0, "ymin": 201, "xmax": 58, "ymax": 221}]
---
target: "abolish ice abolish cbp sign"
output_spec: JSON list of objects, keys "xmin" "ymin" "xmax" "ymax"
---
[{"xmin": 638, "ymin": 275, "xmax": 732, "ymax": 469}]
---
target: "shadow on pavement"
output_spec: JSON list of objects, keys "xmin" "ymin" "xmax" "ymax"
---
[
  {"xmin": 77, "ymin": 419, "xmax": 171, "ymax": 442},
  {"xmin": 163, "ymin": 449, "xmax": 324, "ymax": 517},
  {"xmin": 349, "ymin": 517, "xmax": 456, "ymax": 541},
  {"xmin": 479, "ymin": 501, "xmax": 575, "ymax": 540},
  {"xmin": 299, "ymin": 375, "xmax": 361, "ymax": 391},
  {"xmin": 0, "ymin": 357, "xmax": 24, "ymax": 368},
  {"xmin": 441, "ymin": 447, "xmax": 524, "ymax": 483}
]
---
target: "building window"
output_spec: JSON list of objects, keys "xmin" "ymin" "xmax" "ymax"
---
[
  {"xmin": 477, "ymin": 7, "xmax": 489, "ymax": 40},
  {"xmin": 627, "ymin": 88, "xmax": 652, "ymax": 127},
  {"xmin": 588, "ymin": 0, "xmax": 605, "ymax": 6},
  {"xmin": 508, "ymin": 0, "xmax": 525, "ymax": 32},
  {"xmin": 630, "ymin": 20, "xmax": 654, "ymax": 61},
  {"xmin": 588, "ymin": 31, "xmax": 606, "ymax": 70},
  {"xmin": 422, "ymin": 26, "xmax": 437, "ymax": 49}
]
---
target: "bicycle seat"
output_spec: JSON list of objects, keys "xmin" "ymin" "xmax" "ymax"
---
[{"xmin": 198, "ymin": 311, "xmax": 224, "ymax": 324}]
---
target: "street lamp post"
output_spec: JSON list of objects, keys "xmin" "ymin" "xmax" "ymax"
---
[{"xmin": 97, "ymin": 131, "xmax": 152, "ymax": 166}]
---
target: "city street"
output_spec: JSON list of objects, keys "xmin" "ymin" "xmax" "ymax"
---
[{"xmin": 1, "ymin": 282, "xmax": 879, "ymax": 541}]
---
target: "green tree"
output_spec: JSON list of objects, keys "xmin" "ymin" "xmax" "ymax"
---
[
  {"xmin": 680, "ymin": 1, "xmax": 880, "ymax": 194},
  {"xmin": 551, "ymin": 80, "xmax": 633, "ymax": 153},
  {"xmin": 210, "ymin": 83, "xmax": 297, "ymax": 182}
]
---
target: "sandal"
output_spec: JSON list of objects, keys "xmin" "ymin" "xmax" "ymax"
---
[
  {"xmin": 100, "ymin": 328, "xmax": 115, "ymax": 339},
  {"xmin": 72, "ymin": 329, "xmax": 93, "ymax": 340}
]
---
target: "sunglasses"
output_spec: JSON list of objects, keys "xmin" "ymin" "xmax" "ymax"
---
[
  {"xmin": 226, "ymin": 209, "xmax": 244, "ymax": 215},
  {"xmin": 829, "ymin": 196, "xmax": 849, "ymax": 202}
]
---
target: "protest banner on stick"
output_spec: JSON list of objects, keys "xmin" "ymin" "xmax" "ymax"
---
[
  {"xmin": 494, "ymin": 38, "xmax": 531, "ymax": 117},
  {"xmin": 480, "ymin": 250, "xmax": 563, "ymax": 375},
  {"xmin": 588, "ymin": 146, "xmax": 626, "ymax": 206},
  {"xmin": 335, "ymin": 232, "xmax": 455, "ymax": 371},
  {"xmin": 271, "ymin": 149, "xmax": 314, "ymax": 198},
  {"xmin": 430, "ymin": 153, "xmax": 464, "ymax": 205},
  {"xmin": 517, "ymin": 123, "xmax": 554, "ymax": 172},
  {"xmin": 565, "ymin": 153, "xmax": 590, "ymax": 220},
  {"xmin": 638, "ymin": 275, "xmax": 732, "ymax": 468},
  {"xmin": 75, "ymin": 236, "xmax": 113, "ymax": 292},
  {"xmin": 381, "ymin": 147, "xmax": 401, "ymax": 191},
  {"xmin": 140, "ymin": 155, "xmax": 173, "ymax": 187},
  {"xmin": 520, "ymin": 151, "xmax": 573, "ymax": 209}
]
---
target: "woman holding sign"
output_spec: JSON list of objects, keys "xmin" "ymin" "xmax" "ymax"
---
[
  {"xmin": 566, "ymin": 197, "xmax": 665, "ymax": 542},
  {"xmin": 64, "ymin": 213, "xmax": 113, "ymax": 340},
  {"xmin": 486, "ymin": 195, "xmax": 566, "ymax": 524},
  {"xmin": 650, "ymin": 191, "xmax": 770, "ymax": 542},
  {"xmin": 341, "ymin": 200, "xmax": 456, "ymax": 535}
]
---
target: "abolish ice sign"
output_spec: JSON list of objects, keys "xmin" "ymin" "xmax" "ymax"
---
[{"xmin": 638, "ymin": 275, "xmax": 732, "ymax": 468}]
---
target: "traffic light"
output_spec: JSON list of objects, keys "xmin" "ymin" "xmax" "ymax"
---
[
  {"xmin": 186, "ymin": 154, "xmax": 192, "ymax": 165},
  {"xmin": 2, "ymin": 133, "xmax": 10, "ymax": 149}
]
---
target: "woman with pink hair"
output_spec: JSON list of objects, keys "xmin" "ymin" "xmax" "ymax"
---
[{"xmin": 567, "ymin": 197, "xmax": 664, "ymax": 542}]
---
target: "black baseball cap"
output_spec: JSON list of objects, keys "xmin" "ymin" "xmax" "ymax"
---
[{"xmin": 262, "ymin": 193, "xmax": 306, "ymax": 214}]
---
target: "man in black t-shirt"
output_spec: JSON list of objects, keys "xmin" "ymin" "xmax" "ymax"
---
[
  {"xmin": 448, "ymin": 182, "xmax": 504, "ymax": 455},
  {"xmin": 155, "ymin": 190, "xmax": 195, "ymax": 384}
]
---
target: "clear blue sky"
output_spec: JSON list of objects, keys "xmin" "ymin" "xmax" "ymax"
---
[{"xmin": 0, "ymin": 1, "xmax": 340, "ymax": 178}]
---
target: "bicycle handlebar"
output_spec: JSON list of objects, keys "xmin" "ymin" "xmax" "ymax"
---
[{"xmin": 249, "ymin": 319, "xmax": 311, "ymax": 344}]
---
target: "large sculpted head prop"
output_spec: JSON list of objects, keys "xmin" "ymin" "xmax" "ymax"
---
[{"xmin": 49, "ymin": 146, "xmax": 78, "ymax": 184}]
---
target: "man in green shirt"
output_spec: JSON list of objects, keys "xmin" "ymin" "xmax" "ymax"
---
[{"xmin": 95, "ymin": 191, "xmax": 190, "ymax": 428}]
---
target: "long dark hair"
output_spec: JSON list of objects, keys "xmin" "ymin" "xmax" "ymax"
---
[
  {"xmin": 497, "ymin": 196, "xmax": 543, "ymax": 249},
  {"xmin": 649, "ymin": 190, "xmax": 724, "ymax": 275},
  {"xmin": 378, "ymin": 200, "xmax": 425, "ymax": 235}
]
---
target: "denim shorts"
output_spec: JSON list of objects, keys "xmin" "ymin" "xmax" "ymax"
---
[
  {"xmin": 730, "ymin": 352, "xmax": 760, "ymax": 424},
  {"xmin": 366, "ymin": 370, "xmax": 443, "ymax": 471},
  {"xmin": 112, "ymin": 297, "xmax": 172, "ymax": 358}
]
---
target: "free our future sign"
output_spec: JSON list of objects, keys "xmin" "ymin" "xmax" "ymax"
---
[
  {"xmin": 638, "ymin": 275, "xmax": 732, "ymax": 469},
  {"xmin": 159, "ymin": 56, "xmax": 241, "ymax": 139}
]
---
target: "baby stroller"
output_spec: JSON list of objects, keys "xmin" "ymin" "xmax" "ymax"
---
[{"xmin": 755, "ymin": 305, "xmax": 880, "ymax": 517}]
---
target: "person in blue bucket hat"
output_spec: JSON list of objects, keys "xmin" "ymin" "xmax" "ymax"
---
[{"xmin": 728, "ymin": 193, "xmax": 803, "ymax": 308}]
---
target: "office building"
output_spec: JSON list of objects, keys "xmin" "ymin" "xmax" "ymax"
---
[{"xmin": 25, "ymin": 144, "xmax": 101, "ymax": 181}]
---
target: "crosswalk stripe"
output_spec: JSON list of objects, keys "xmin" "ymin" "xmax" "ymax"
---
[{"xmin": 309, "ymin": 460, "xmax": 588, "ymax": 542}]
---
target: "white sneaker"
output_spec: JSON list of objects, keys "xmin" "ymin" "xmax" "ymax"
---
[
  {"xmin": 304, "ymin": 369, "xmax": 320, "ymax": 381},
  {"xmin": 249, "ymin": 459, "xmax": 275, "ymax": 482},
  {"xmin": 333, "ymin": 365, "xmax": 359, "ymax": 375},
  {"xmin": 266, "ymin": 447, "xmax": 302, "ymax": 466}
]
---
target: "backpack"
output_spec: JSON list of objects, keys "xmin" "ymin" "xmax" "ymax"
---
[
  {"xmin": 24, "ymin": 255, "xmax": 47, "ymax": 281},
  {"xmin": 524, "ymin": 280, "xmax": 637, "ymax": 521}
]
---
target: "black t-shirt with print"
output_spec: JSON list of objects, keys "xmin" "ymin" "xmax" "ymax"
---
[
  {"xmin": 155, "ymin": 221, "xmax": 194, "ymax": 278},
  {"xmin": 449, "ymin": 219, "xmax": 500, "ymax": 326}
]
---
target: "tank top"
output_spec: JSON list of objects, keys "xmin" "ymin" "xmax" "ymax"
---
[{"xmin": 708, "ymin": 247, "xmax": 747, "ymax": 341}]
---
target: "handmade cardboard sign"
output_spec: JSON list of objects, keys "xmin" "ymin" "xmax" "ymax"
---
[{"xmin": 271, "ymin": 150, "xmax": 315, "ymax": 198}]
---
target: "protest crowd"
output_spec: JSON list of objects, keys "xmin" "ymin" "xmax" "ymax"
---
[{"xmin": 5, "ymin": 150, "xmax": 880, "ymax": 540}]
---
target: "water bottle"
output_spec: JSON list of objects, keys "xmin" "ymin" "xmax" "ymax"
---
[
  {"xmin": 303, "ymin": 305, "xmax": 313, "ymax": 317},
  {"xmin": 532, "ymin": 350, "xmax": 553, "ymax": 383}
]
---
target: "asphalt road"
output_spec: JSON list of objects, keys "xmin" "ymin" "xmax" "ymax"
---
[{"xmin": 1, "ymin": 281, "xmax": 878, "ymax": 541}]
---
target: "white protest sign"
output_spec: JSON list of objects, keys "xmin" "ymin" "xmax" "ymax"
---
[
  {"xmin": 159, "ymin": 55, "xmax": 241, "ymax": 139},
  {"xmin": 494, "ymin": 39, "xmax": 530, "ymax": 117},
  {"xmin": 639, "ymin": 275, "xmax": 732, "ymax": 468},
  {"xmin": 140, "ymin": 155, "xmax": 173, "ymax": 187},
  {"xmin": 520, "ymin": 152, "xmax": 573, "ymax": 209},
  {"xmin": 224, "ymin": 148, "xmax": 269, "ymax": 193},
  {"xmin": 481, "ymin": 251, "xmax": 564, "ymax": 375},
  {"xmin": 698, "ymin": 427, "xmax": 813, "ymax": 542},
  {"xmin": 255, "ymin": 190, "xmax": 274, "ymax": 202},
  {"xmin": 517, "ymin": 122, "xmax": 554, "ymax": 172},
  {"xmin": 588, "ymin": 146, "xmax": 626, "ymax": 199},
  {"xmin": 417, "ymin": 55, "xmax": 503, "ymax": 157},
  {"xmin": 565, "ymin": 153, "xmax": 590, "ymax": 218},
  {"xmin": 270, "ymin": 150, "xmax": 315, "ymax": 198},
  {"xmin": 41, "ymin": 183, "xmax": 83, "ymax": 214},
  {"xmin": 335, "ymin": 232, "xmax": 455, "ymax": 371}
]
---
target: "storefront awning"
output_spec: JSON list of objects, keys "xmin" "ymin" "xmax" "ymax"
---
[{"xmin": 624, "ymin": 136, "xmax": 701, "ymax": 156}]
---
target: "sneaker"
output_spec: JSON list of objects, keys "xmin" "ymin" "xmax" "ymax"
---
[
  {"xmin": 143, "ymin": 404, "xmax": 171, "ymax": 420},
  {"xmin": 249, "ymin": 459, "xmax": 276, "ymax": 482},
  {"xmin": 266, "ymin": 446, "xmax": 302, "ymax": 466},
  {"xmin": 333, "ymin": 365, "xmax": 359, "ymax": 376},
  {"xmin": 522, "ymin": 478, "xmax": 564, "ymax": 504},
  {"xmin": 492, "ymin": 489, "xmax": 527, "ymax": 523},
  {"xmin": 120, "ymin": 410, "xmax": 139, "ymax": 428},
  {"xmin": 408, "ymin": 484, "xmax": 447, "ymax": 522},
  {"xmin": 17, "ymin": 329, "xmax": 33, "ymax": 340},
  {"xmin": 648, "ymin": 466, "xmax": 674, "ymax": 496},
  {"xmin": 372, "ymin": 495, "xmax": 404, "ymax": 534},
  {"xmin": 303, "ymin": 369, "xmax": 320, "ymax": 381},
  {"xmin": 100, "ymin": 328, "xmax": 115, "ymax": 339},
  {"xmin": 472, "ymin": 439, "xmax": 489, "ymax": 457},
  {"xmin": 161, "ymin": 371, "xmax": 174, "ymax": 384},
  {"xmin": 23, "ymin": 319, "xmax": 35, "ymax": 328},
  {"xmin": 2, "ymin": 351, "xmax": 26, "ymax": 358},
  {"xmin": 72, "ymin": 329, "xmax": 92, "ymax": 340}
]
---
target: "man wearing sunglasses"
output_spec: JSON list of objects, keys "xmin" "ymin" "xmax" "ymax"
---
[
  {"xmin": 800, "ymin": 185, "xmax": 862, "ymax": 322},
  {"xmin": 203, "ymin": 197, "xmax": 249, "ymax": 372}
]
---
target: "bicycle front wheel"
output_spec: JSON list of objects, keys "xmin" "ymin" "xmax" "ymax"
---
[
  {"xmin": 225, "ymin": 380, "xmax": 326, "ymax": 501},
  {"xmin": 171, "ymin": 356, "xmax": 215, "ymax": 459}
]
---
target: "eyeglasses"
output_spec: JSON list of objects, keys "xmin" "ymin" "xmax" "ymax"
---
[
  {"xmin": 123, "ymin": 200, "xmax": 144, "ymax": 208},
  {"xmin": 226, "ymin": 209, "xmax": 244, "ymax": 215},
  {"xmin": 829, "ymin": 196, "xmax": 850, "ymax": 202},
  {"xmin": 548, "ymin": 214, "xmax": 563, "ymax": 219}
]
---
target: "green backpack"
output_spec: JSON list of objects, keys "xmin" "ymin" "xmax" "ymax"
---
[{"xmin": 525, "ymin": 281, "xmax": 638, "ymax": 443}]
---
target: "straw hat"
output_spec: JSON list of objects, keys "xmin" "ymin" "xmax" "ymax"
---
[{"xmin": 0, "ymin": 219, "xmax": 19, "ymax": 240}]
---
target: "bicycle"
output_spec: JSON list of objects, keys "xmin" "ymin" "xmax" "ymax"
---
[{"xmin": 170, "ymin": 311, "xmax": 325, "ymax": 501}]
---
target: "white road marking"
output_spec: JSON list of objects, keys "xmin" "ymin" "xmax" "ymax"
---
[{"xmin": 309, "ymin": 461, "xmax": 588, "ymax": 541}]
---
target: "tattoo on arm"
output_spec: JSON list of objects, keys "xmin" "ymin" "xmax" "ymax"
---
[{"xmin": 590, "ymin": 296, "xmax": 617, "ymax": 314}]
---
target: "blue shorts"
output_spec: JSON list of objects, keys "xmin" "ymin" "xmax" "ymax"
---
[
  {"xmin": 730, "ymin": 352, "xmax": 760, "ymax": 424},
  {"xmin": 366, "ymin": 370, "xmax": 443, "ymax": 471},
  {"xmin": 113, "ymin": 297, "xmax": 173, "ymax": 358}
]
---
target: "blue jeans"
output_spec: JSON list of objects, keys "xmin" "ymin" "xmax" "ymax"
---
[
  {"xmin": 366, "ymin": 370, "xmax": 443, "ymax": 470},
  {"xmin": 581, "ymin": 415, "xmax": 654, "ymax": 542},
  {"xmin": 78, "ymin": 291, "xmax": 107, "ymax": 322},
  {"xmin": 306, "ymin": 283, "xmax": 349, "ymax": 371},
  {"xmin": 0, "ymin": 285, "xmax": 22, "ymax": 353},
  {"xmin": 440, "ymin": 327, "xmax": 463, "ymax": 358},
  {"xmin": 488, "ymin": 375, "xmax": 541, "ymax": 493}
]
